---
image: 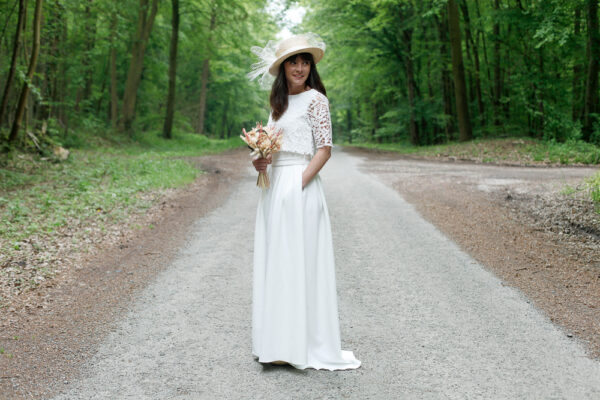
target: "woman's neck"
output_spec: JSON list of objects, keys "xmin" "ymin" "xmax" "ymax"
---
[{"xmin": 288, "ymin": 84, "xmax": 310, "ymax": 95}]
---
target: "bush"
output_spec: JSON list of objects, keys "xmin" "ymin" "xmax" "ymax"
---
[{"xmin": 588, "ymin": 172, "xmax": 600, "ymax": 206}]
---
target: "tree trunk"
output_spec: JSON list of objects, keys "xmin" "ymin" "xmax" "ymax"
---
[
  {"xmin": 402, "ymin": 27, "xmax": 420, "ymax": 145},
  {"xmin": 0, "ymin": 0, "xmax": 27, "ymax": 127},
  {"xmin": 346, "ymin": 108, "xmax": 352, "ymax": 143},
  {"xmin": 9, "ymin": 0, "xmax": 42, "ymax": 143},
  {"xmin": 197, "ymin": 8, "xmax": 217, "ymax": 135},
  {"xmin": 493, "ymin": 0, "xmax": 502, "ymax": 126},
  {"xmin": 583, "ymin": 0, "xmax": 599, "ymax": 142},
  {"xmin": 40, "ymin": 0, "xmax": 59, "ymax": 123},
  {"xmin": 109, "ymin": 8, "xmax": 118, "ymax": 129},
  {"xmin": 460, "ymin": 0, "xmax": 485, "ymax": 126},
  {"xmin": 436, "ymin": 11, "xmax": 455, "ymax": 141},
  {"xmin": 56, "ymin": 0, "xmax": 68, "ymax": 128},
  {"xmin": 119, "ymin": 0, "xmax": 159, "ymax": 134},
  {"xmin": 572, "ymin": 6, "xmax": 584, "ymax": 121},
  {"xmin": 220, "ymin": 99, "xmax": 229, "ymax": 139},
  {"xmin": 95, "ymin": 60, "xmax": 108, "ymax": 114},
  {"xmin": 502, "ymin": 23, "xmax": 511, "ymax": 120},
  {"xmin": 75, "ymin": 0, "xmax": 97, "ymax": 112},
  {"xmin": 536, "ymin": 48, "xmax": 545, "ymax": 138},
  {"xmin": 163, "ymin": 0, "xmax": 179, "ymax": 139},
  {"xmin": 459, "ymin": 1, "xmax": 474, "ymax": 105},
  {"xmin": 448, "ymin": 0, "xmax": 472, "ymax": 141}
]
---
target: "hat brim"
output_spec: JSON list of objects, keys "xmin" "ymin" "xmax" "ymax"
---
[{"xmin": 268, "ymin": 46, "xmax": 324, "ymax": 76}]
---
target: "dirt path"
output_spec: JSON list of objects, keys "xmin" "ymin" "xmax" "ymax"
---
[
  {"xmin": 345, "ymin": 146, "xmax": 600, "ymax": 359},
  {"xmin": 43, "ymin": 148, "xmax": 600, "ymax": 399},
  {"xmin": 1, "ymin": 146, "xmax": 599, "ymax": 399},
  {"xmin": 0, "ymin": 148, "xmax": 250, "ymax": 399}
]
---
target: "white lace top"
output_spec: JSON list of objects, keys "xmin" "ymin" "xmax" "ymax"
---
[{"xmin": 267, "ymin": 89, "xmax": 333, "ymax": 156}]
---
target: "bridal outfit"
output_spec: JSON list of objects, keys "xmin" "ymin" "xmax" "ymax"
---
[{"xmin": 252, "ymin": 88, "xmax": 361, "ymax": 370}]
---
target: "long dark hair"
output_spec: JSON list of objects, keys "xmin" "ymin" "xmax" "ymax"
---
[{"xmin": 270, "ymin": 52, "xmax": 327, "ymax": 121}]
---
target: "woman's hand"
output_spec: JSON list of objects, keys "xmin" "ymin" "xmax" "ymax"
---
[
  {"xmin": 302, "ymin": 146, "xmax": 331, "ymax": 189},
  {"xmin": 252, "ymin": 154, "xmax": 272, "ymax": 172}
]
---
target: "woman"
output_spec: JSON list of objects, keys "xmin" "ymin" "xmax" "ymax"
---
[{"xmin": 250, "ymin": 33, "xmax": 361, "ymax": 371}]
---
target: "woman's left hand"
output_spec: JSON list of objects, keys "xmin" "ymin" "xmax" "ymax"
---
[
  {"xmin": 302, "ymin": 146, "xmax": 331, "ymax": 189},
  {"xmin": 252, "ymin": 153, "xmax": 272, "ymax": 172}
]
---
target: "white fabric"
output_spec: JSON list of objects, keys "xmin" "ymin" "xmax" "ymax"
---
[
  {"xmin": 267, "ymin": 89, "xmax": 333, "ymax": 157},
  {"xmin": 252, "ymin": 93, "xmax": 360, "ymax": 371}
]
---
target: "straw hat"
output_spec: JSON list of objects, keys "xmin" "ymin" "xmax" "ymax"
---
[
  {"xmin": 267, "ymin": 34, "xmax": 325, "ymax": 76},
  {"xmin": 248, "ymin": 33, "xmax": 326, "ymax": 90}
]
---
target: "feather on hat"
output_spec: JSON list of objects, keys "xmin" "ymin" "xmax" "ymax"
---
[{"xmin": 247, "ymin": 33, "xmax": 326, "ymax": 90}]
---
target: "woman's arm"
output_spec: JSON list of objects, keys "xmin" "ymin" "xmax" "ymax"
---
[{"xmin": 302, "ymin": 146, "xmax": 331, "ymax": 189}]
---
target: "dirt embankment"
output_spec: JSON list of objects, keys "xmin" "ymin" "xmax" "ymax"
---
[
  {"xmin": 346, "ymin": 146, "xmax": 600, "ymax": 360},
  {"xmin": 0, "ymin": 148, "xmax": 250, "ymax": 399}
]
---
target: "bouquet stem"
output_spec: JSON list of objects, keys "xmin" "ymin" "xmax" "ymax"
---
[{"xmin": 257, "ymin": 171, "xmax": 270, "ymax": 189}]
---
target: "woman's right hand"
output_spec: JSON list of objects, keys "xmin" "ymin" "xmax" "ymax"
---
[{"xmin": 252, "ymin": 154, "xmax": 272, "ymax": 172}]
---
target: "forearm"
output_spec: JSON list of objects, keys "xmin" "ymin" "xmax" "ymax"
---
[{"xmin": 302, "ymin": 146, "xmax": 331, "ymax": 189}]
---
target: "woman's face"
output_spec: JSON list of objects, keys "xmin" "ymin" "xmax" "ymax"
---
[{"xmin": 284, "ymin": 55, "xmax": 311, "ymax": 88}]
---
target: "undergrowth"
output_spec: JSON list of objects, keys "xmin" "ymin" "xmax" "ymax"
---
[
  {"xmin": 345, "ymin": 137, "xmax": 600, "ymax": 165},
  {"xmin": 345, "ymin": 137, "xmax": 600, "ymax": 209},
  {"xmin": 0, "ymin": 130, "xmax": 242, "ymax": 261}
]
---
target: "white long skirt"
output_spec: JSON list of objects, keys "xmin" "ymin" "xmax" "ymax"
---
[{"xmin": 252, "ymin": 151, "xmax": 361, "ymax": 371}]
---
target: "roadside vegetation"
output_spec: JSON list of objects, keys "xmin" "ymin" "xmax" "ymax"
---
[
  {"xmin": 588, "ymin": 172, "xmax": 600, "ymax": 211},
  {"xmin": 344, "ymin": 137, "xmax": 600, "ymax": 165},
  {"xmin": 0, "ymin": 131, "xmax": 241, "ymax": 300},
  {"xmin": 344, "ymin": 137, "xmax": 600, "ymax": 212}
]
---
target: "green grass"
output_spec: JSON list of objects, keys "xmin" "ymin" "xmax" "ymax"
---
[
  {"xmin": 0, "ymin": 131, "xmax": 243, "ymax": 259},
  {"xmin": 587, "ymin": 171, "xmax": 600, "ymax": 205},
  {"xmin": 345, "ymin": 137, "xmax": 600, "ymax": 165},
  {"xmin": 345, "ymin": 137, "xmax": 600, "ymax": 210}
]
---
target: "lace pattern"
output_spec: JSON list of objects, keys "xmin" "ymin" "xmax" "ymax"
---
[
  {"xmin": 307, "ymin": 91, "xmax": 333, "ymax": 149},
  {"xmin": 267, "ymin": 89, "xmax": 333, "ymax": 157}
]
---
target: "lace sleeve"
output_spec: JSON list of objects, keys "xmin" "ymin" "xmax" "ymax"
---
[{"xmin": 307, "ymin": 92, "xmax": 333, "ymax": 148}]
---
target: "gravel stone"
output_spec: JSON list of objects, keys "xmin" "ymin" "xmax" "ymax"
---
[{"xmin": 46, "ymin": 149, "xmax": 600, "ymax": 399}]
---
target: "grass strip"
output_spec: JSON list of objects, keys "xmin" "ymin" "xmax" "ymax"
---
[
  {"xmin": 344, "ymin": 137, "xmax": 600, "ymax": 165},
  {"xmin": 588, "ymin": 172, "xmax": 600, "ymax": 208},
  {"xmin": 0, "ymin": 132, "xmax": 242, "ymax": 260}
]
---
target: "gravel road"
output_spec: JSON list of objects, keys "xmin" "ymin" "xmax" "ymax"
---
[{"xmin": 49, "ymin": 148, "xmax": 600, "ymax": 399}]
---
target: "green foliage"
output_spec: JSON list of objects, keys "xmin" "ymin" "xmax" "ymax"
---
[
  {"xmin": 530, "ymin": 139, "xmax": 600, "ymax": 164},
  {"xmin": 1, "ymin": 0, "xmax": 598, "ymax": 154},
  {"xmin": 587, "ymin": 172, "xmax": 600, "ymax": 206},
  {"xmin": 299, "ymin": 0, "xmax": 597, "ymax": 147},
  {"xmin": 344, "ymin": 137, "xmax": 600, "ymax": 165},
  {"xmin": 0, "ymin": 0, "xmax": 276, "ymax": 147},
  {"xmin": 0, "ymin": 131, "xmax": 242, "ymax": 257}
]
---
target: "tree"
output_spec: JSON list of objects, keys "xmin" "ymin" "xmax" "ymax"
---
[
  {"xmin": 583, "ymin": 0, "xmax": 599, "ymax": 142},
  {"xmin": 9, "ymin": 0, "xmax": 43, "ymax": 143},
  {"xmin": 459, "ymin": 0, "xmax": 484, "ymax": 126},
  {"xmin": 0, "ymin": 0, "xmax": 27, "ymax": 127},
  {"xmin": 119, "ymin": 0, "xmax": 159, "ymax": 134},
  {"xmin": 197, "ymin": 5, "xmax": 216, "ymax": 135},
  {"xmin": 447, "ymin": 0, "xmax": 472, "ymax": 141},
  {"xmin": 109, "ymin": 7, "xmax": 119, "ymax": 129},
  {"xmin": 163, "ymin": 0, "xmax": 180, "ymax": 139},
  {"xmin": 572, "ymin": 5, "xmax": 584, "ymax": 121},
  {"xmin": 492, "ymin": 0, "xmax": 502, "ymax": 126},
  {"xmin": 403, "ymin": 25, "xmax": 421, "ymax": 145},
  {"xmin": 435, "ymin": 9, "xmax": 456, "ymax": 140}
]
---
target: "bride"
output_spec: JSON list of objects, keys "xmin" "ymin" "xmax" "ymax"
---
[{"xmin": 249, "ymin": 33, "xmax": 361, "ymax": 371}]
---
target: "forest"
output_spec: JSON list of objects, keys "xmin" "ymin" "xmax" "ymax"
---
[
  {"xmin": 0, "ymin": 0, "xmax": 278, "ymax": 151},
  {"xmin": 302, "ymin": 0, "xmax": 600, "ymax": 146},
  {"xmin": 0, "ymin": 0, "xmax": 599, "ymax": 151}
]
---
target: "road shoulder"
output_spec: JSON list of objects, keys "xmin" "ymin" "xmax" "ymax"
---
[
  {"xmin": 346, "ymin": 146, "xmax": 600, "ymax": 360},
  {"xmin": 0, "ymin": 148, "xmax": 250, "ymax": 399}
]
